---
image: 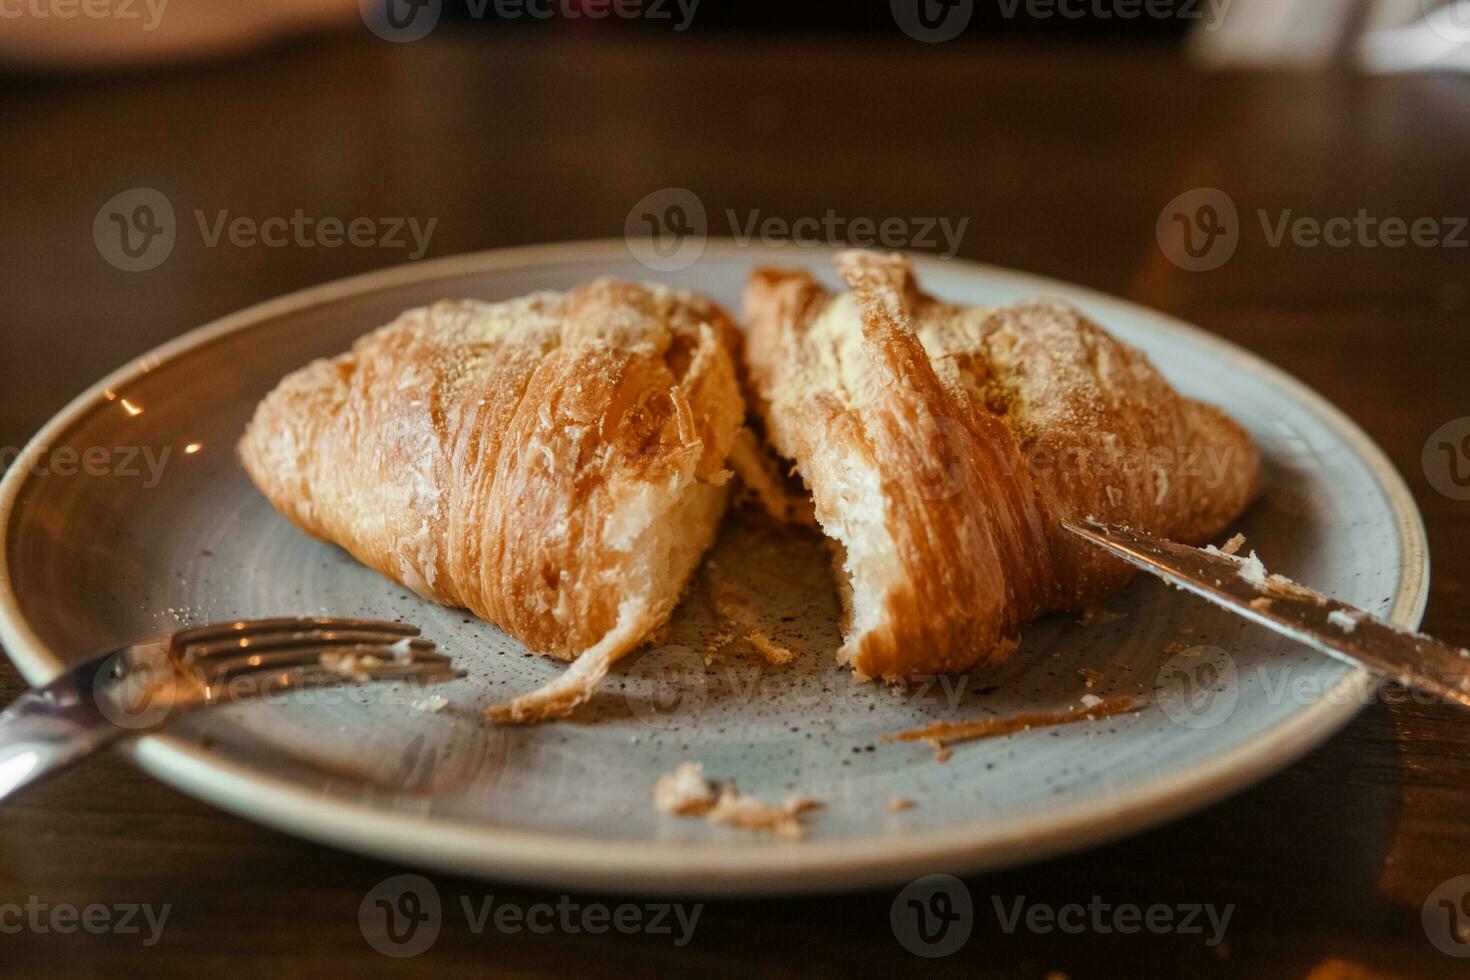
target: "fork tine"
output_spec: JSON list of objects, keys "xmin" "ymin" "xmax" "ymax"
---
[
  {"xmin": 183, "ymin": 632, "xmax": 437, "ymax": 663},
  {"xmin": 202, "ymin": 643, "xmax": 451, "ymax": 682},
  {"xmin": 171, "ymin": 617, "xmax": 418, "ymax": 648},
  {"xmin": 251, "ymin": 660, "xmax": 463, "ymax": 693}
]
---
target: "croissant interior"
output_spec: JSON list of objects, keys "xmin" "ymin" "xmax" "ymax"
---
[{"xmin": 742, "ymin": 252, "xmax": 1260, "ymax": 681}]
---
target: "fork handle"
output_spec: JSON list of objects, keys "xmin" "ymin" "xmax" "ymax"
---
[{"xmin": 0, "ymin": 685, "xmax": 130, "ymax": 803}]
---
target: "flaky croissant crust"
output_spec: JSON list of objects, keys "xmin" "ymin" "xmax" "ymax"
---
[
  {"xmin": 239, "ymin": 278, "xmax": 745, "ymax": 675},
  {"xmin": 743, "ymin": 252, "xmax": 1260, "ymax": 681}
]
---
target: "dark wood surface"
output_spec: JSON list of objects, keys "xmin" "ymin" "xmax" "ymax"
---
[{"xmin": 3, "ymin": 31, "xmax": 1469, "ymax": 979}]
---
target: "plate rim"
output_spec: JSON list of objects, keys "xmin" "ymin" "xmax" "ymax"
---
[{"xmin": 0, "ymin": 240, "xmax": 1430, "ymax": 895}]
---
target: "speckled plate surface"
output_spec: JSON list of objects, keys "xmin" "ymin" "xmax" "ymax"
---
[{"xmin": 0, "ymin": 242, "xmax": 1428, "ymax": 895}]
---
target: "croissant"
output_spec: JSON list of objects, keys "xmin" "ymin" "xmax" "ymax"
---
[
  {"xmin": 238, "ymin": 279, "xmax": 745, "ymax": 722},
  {"xmin": 742, "ymin": 251, "xmax": 1260, "ymax": 681}
]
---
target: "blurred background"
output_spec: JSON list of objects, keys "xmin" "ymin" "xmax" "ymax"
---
[
  {"xmin": 4, "ymin": 1, "xmax": 1470, "ymax": 70},
  {"xmin": 5, "ymin": 0, "xmax": 1467, "ymax": 446}
]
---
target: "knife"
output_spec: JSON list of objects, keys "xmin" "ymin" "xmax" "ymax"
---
[{"xmin": 1064, "ymin": 519, "xmax": 1470, "ymax": 709}]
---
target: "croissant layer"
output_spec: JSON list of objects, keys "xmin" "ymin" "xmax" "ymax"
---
[
  {"xmin": 239, "ymin": 279, "xmax": 746, "ymax": 718},
  {"xmin": 742, "ymin": 252, "xmax": 1260, "ymax": 681}
]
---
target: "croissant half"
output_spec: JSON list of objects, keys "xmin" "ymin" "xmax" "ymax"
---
[
  {"xmin": 238, "ymin": 279, "xmax": 745, "ymax": 722},
  {"xmin": 742, "ymin": 252, "xmax": 1260, "ymax": 681}
]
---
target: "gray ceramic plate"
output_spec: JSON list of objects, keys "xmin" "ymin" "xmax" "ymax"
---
[{"xmin": 0, "ymin": 242, "xmax": 1428, "ymax": 895}]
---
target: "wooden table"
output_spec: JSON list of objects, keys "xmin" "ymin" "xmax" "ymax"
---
[{"xmin": 2, "ymin": 31, "xmax": 1468, "ymax": 978}]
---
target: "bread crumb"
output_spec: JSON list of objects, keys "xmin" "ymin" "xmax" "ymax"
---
[
  {"xmin": 655, "ymin": 763, "xmax": 821, "ymax": 839},
  {"xmin": 708, "ymin": 567, "xmax": 798, "ymax": 668},
  {"xmin": 1078, "ymin": 666, "xmax": 1105, "ymax": 688},
  {"xmin": 321, "ymin": 651, "xmax": 381, "ymax": 679},
  {"xmin": 1080, "ymin": 694, "xmax": 1103, "ymax": 709},
  {"xmin": 704, "ymin": 631, "xmax": 734, "ymax": 661},
  {"xmin": 887, "ymin": 797, "xmax": 916, "ymax": 812},
  {"xmin": 388, "ymin": 637, "xmax": 417, "ymax": 664},
  {"xmin": 1250, "ymin": 597, "xmax": 1273, "ymax": 612},
  {"xmin": 1238, "ymin": 551, "xmax": 1268, "ymax": 588},
  {"xmin": 1219, "ymin": 533, "xmax": 1246, "ymax": 556},
  {"xmin": 746, "ymin": 631, "xmax": 799, "ymax": 666},
  {"xmin": 707, "ymin": 786, "xmax": 823, "ymax": 841},
  {"xmin": 1327, "ymin": 609, "xmax": 1363, "ymax": 632},
  {"xmin": 654, "ymin": 762, "xmax": 718, "ymax": 816},
  {"xmin": 411, "ymin": 694, "xmax": 449, "ymax": 713}
]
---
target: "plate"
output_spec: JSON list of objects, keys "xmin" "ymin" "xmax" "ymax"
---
[{"xmin": 0, "ymin": 242, "xmax": 1428, "ymax": 895}]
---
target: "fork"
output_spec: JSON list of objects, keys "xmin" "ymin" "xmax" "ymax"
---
[{"xmin": 0, "ymin": 617, "xmax": 461, "ymax": 802}]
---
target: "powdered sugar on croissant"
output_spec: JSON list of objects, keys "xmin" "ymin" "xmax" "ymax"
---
[
  {"xmin": 742, "ymin": 251, "xmax": 1260, "ymax": 681},
  {"xmin": 239, "ymin": 279, "xmax": 746, "ymax": 722}
]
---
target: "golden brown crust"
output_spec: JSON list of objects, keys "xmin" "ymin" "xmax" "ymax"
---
[
  {"xmin": 239, "ymin": 279, "xmax": 745, "ymax": 718},
  {"xmin": 743, "ymin": 251, "xmax": 1260, "ymax": 681}
]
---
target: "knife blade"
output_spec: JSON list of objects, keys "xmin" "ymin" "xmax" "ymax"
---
[{"xmin": 1064, "ymin": 519, "xmax": 1470, "ymax": 709}]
